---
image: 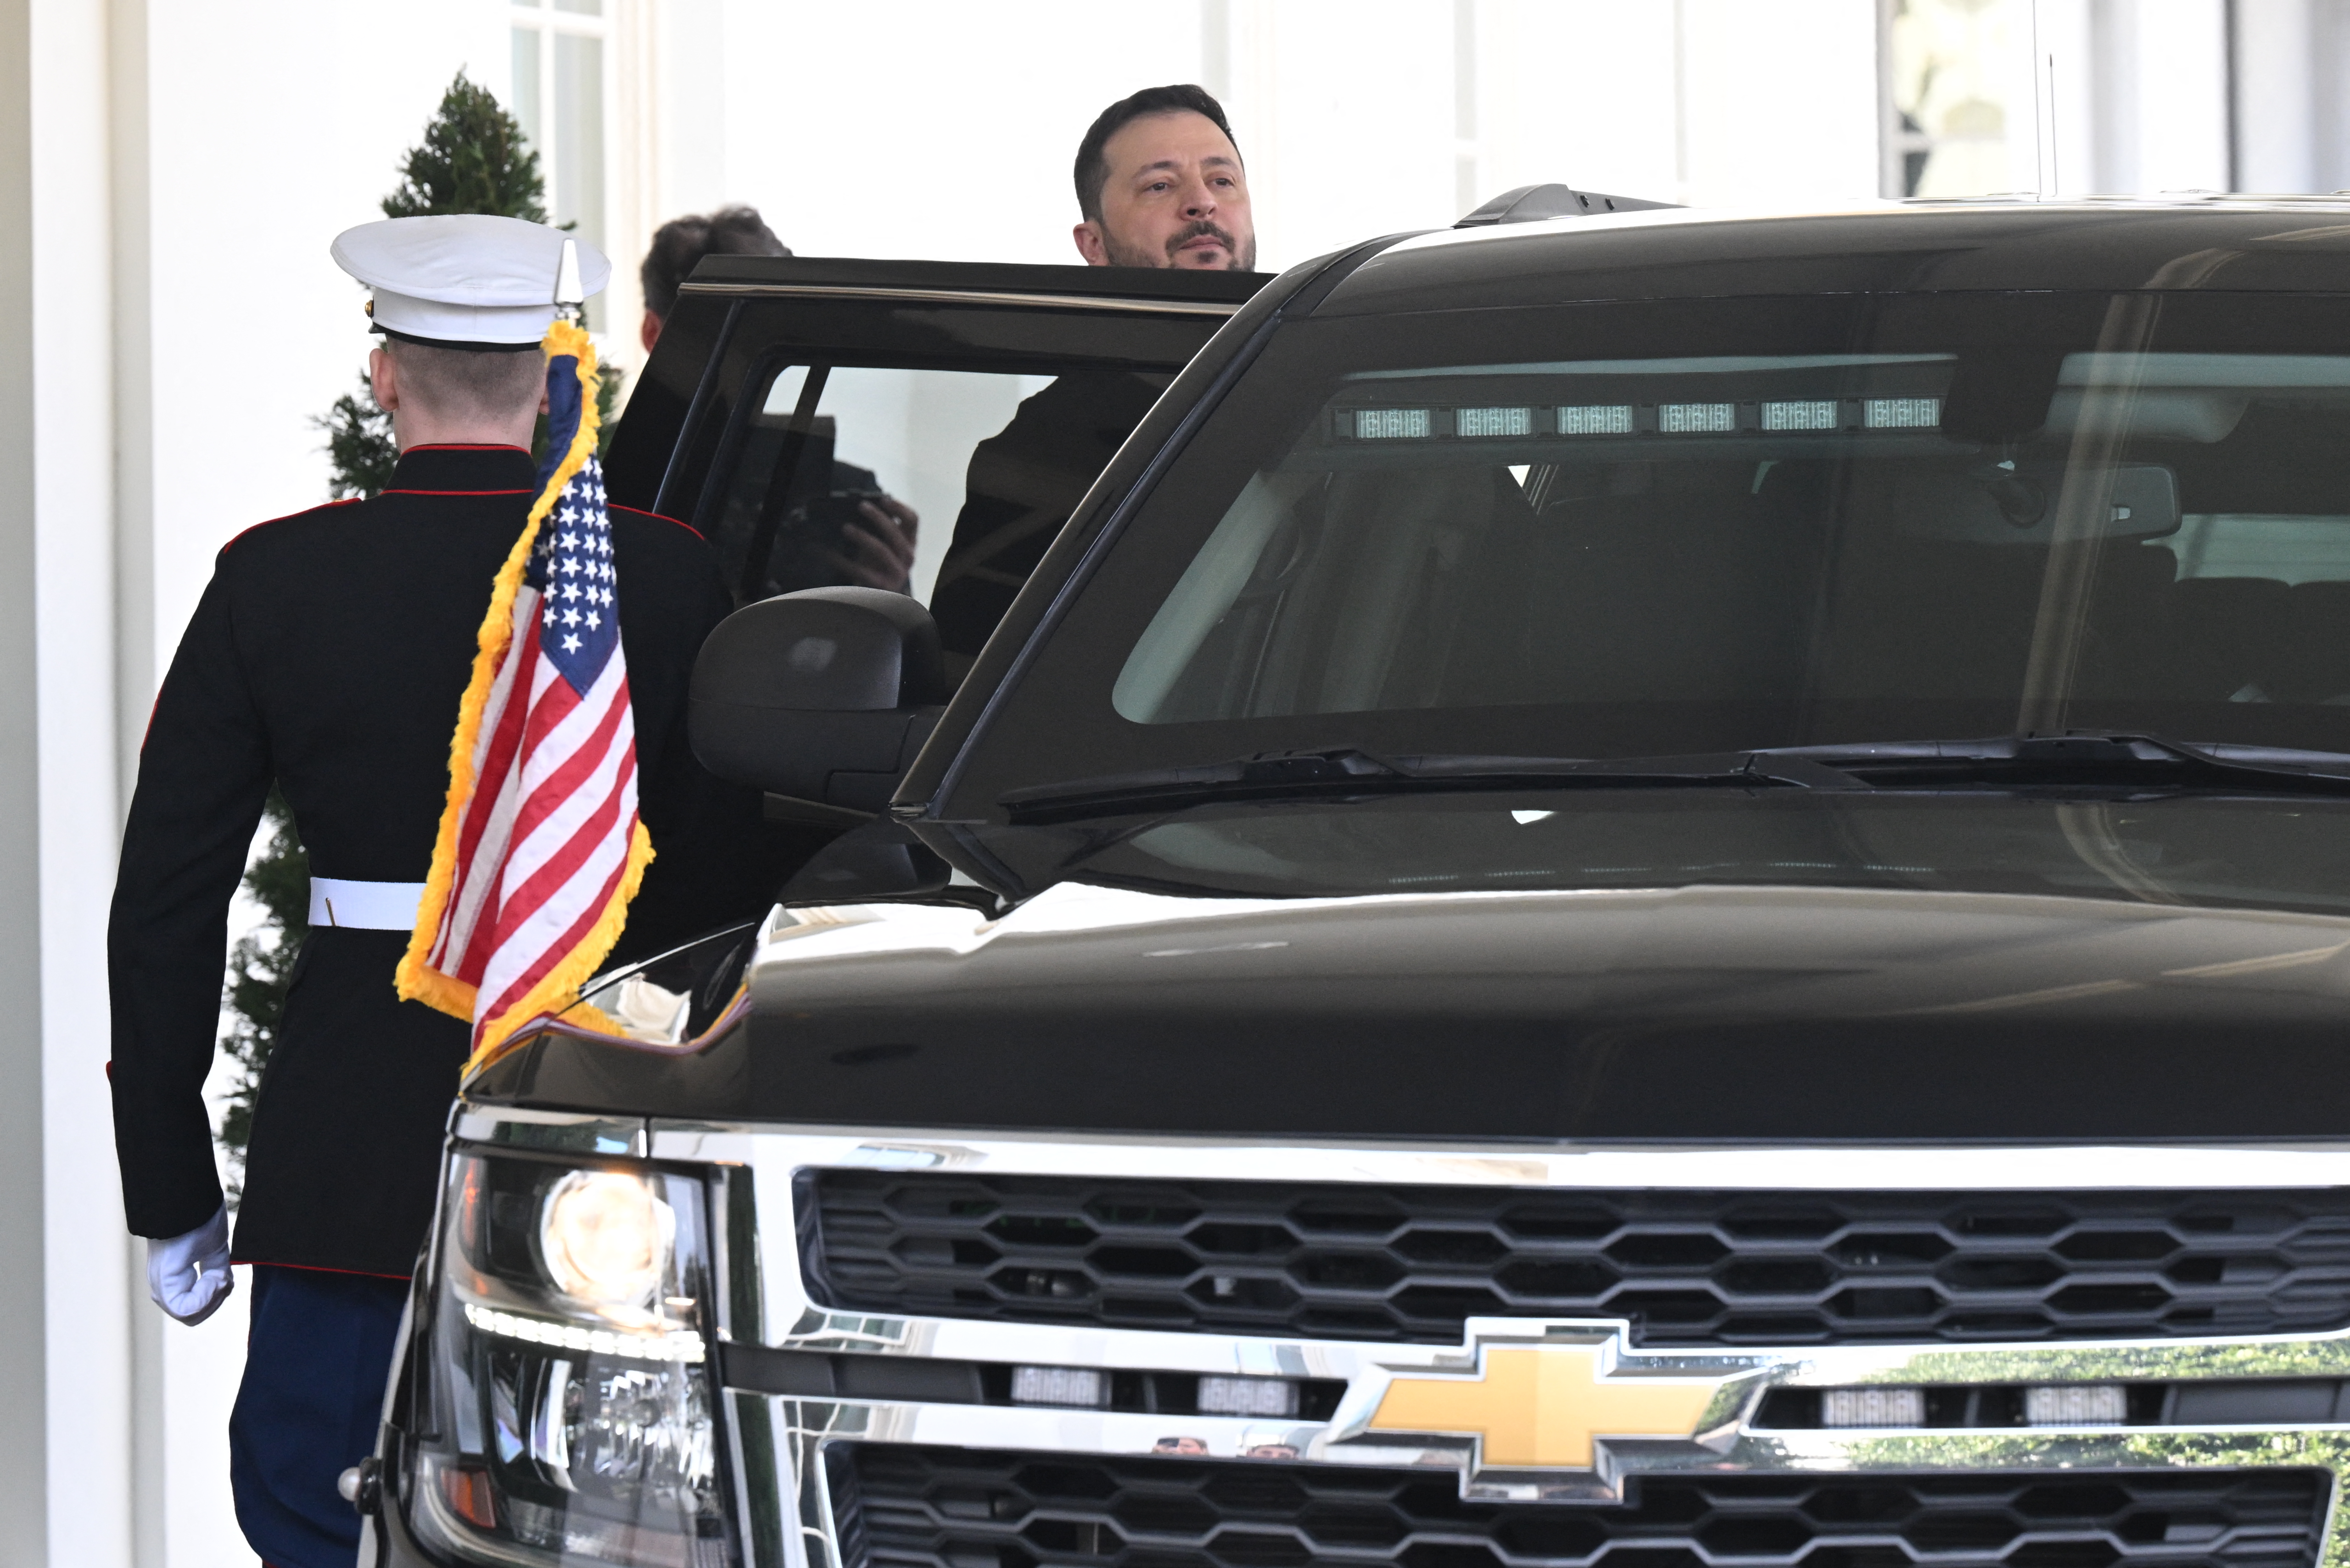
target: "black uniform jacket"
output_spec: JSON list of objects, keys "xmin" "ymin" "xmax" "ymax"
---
[
  {"xmin": 929, "ymin": 372, "xmax": 1169, "ymax": 660},
  {"xmin": 109, "ymin": 445, "xmax": 763, "ymax": 1278}
]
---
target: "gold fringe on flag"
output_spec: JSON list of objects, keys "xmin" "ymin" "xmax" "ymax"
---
[{"xmin": 395, "ymin": 319, "xmax": 656, "ymax": 1073}]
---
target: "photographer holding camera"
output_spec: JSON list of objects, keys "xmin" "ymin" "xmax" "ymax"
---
[{"xmin": 640, "ymin": 206, "xmax": 918, "ymax": 594}]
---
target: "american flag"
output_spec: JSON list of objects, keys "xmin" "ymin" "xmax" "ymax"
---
[{"xmin": 400, "ymin": 323, "xmax": 653, "ymax": 1063}]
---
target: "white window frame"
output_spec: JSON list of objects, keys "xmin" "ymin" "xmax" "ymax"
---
[{"xmin": 509, "ymin": 0, "xmax": 615, "ymax": 258}]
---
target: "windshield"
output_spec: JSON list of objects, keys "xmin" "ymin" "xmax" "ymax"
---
[{"xmin": 950, "ymin": 291, "xmax": 2350, "ymax": 814}]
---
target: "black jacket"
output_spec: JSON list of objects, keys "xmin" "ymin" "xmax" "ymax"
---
[
  {"xmin": 929, "ymin": 372, "xmax": 1168, "ymax": 659},
  {"xmin": 108, "ymin": 444, "xmax": 758, "ymax": 1277}
]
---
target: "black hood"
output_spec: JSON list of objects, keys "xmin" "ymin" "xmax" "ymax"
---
[{"xmin": 471, "ymin": 876, "xmax": 2350, "ymax": 1142}]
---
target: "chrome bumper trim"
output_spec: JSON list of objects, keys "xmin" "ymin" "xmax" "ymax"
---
[{"xmin": 649, "ymin": 1122, "xmax": 2350, "ymax": 1194}]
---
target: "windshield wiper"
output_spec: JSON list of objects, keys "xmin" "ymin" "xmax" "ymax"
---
[
  {"xmin": 1752, "ymin": 731, "xmax": 2350, "ymax": 796},
  {"xmin": 998, "ymin": 746, "xmax": 1862, "ymax": 824},
  {"xmin": 999, "ymin": 733, "xmax": 2350, "ymax": 824}
]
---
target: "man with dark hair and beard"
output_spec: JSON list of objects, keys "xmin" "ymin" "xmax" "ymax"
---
[
  {"xmin": 927, "ymin": 84, "xmax": 1261, "ymax": 669},
  {"xmin": 1071, "ymin": 83, "xmax": 1256, "ymax": 270}
]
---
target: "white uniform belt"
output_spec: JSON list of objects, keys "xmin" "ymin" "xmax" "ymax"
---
[{"xmin": 308, "ymin": 877, "xmax": 426, "ymax": 931}]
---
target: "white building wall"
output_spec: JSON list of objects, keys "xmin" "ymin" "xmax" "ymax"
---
[
  {"xmin": 1679, "ymin": 0, "xmax": 1882, "ymax": 205},
  {"xmin": 140, "ymin": 0, "xmax": 508, "ymax": 686},
  {"xmin": 1472, "ymin": 1, "xmax": 1685, "ymax": 208},
  {"xmin": 709, "ymin": 3, "xmax": 1210, "ymax": 267},
  {"xmin": 693, "ymin": 0, "xmax": 1883, "ymax": 278}
]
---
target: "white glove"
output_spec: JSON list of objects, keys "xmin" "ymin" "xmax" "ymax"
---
[{"xmin": 147, "ymin": 1203, "xmax": 234, "ymax": 1326}]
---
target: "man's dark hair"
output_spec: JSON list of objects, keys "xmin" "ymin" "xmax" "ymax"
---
[
  {"xmin": 1074, "ymin": 85, "xmax": 1240, "ymax": 223},
  {"xmin": 640, "ymin": 205, "xmax": 791, "ymax": 319}
]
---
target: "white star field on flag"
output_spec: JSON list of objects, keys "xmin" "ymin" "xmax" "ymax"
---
[{"xmin": 524, "ymin": 459, "xmax": 619, "ymax": 692}]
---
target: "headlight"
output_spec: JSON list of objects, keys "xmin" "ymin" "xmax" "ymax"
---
[
  {"xmin": 541, "ymin": 1170, "xmax": 673, "ymax": 1312},
  {"xmin": 404, "ymin": 1150, "xmax": 734, "ymax": 1568}
]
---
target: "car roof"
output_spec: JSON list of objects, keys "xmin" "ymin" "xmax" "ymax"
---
[{"xmin": 1313, "ymin": 197, "xmax": 2350, "ymax": 315}]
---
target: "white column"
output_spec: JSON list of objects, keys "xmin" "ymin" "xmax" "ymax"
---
[
  {"xmin": 110, "ymin": 0, "xmax": 257, "ymax": 1548},
  {"xmin": 607, "ymin": 0, "xmax": 667, "ymax": 384},
  {"xmin": 657, "ymin": 0, "xmax": 726, "ymax": 219},
  {"xmin": 2318, "ymin": 0, "xmax": 2350, "ymax": 191},
  {"xmin": 2235, "ymin": 0, "xmax": 2318, "ymax": 191},
  {"xmin": 2088, "ymin": 0, "xmax": 2138, "ymax": 191},
  {"xmin": 30, "ymin": 0, "xmax": 136, "ymax": 1554},
  {"xmin": 2136, "ymin": 0, "xmax": 2230, "ymax": 190},
  {"xmin": 3, "ymin": 1, "xmax": 251, "ymax": 1561},
  {"xmin": 0, "ymin": 0, "xmax": 146, "ymax": 1558},
  {"xmin": 2093, "ymin": 0, "xmax": 2229, "ymax": 192},
  {"xmin": 0, "ymin": 0, "xmax": 52, "ymax": 1549}
]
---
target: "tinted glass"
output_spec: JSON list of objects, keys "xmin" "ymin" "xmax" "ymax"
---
[
  {"xmin": 952, "ymin": 293, "xmax": 2350, "ymax": 812},
  {"xmin": 707, "ymin": 361, "xmax": 1173, "ymax": 668}
]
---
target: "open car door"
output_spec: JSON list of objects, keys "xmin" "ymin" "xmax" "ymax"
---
[{"xmin": 604, "ymin": 256, "xmax": 1267, "ymax": 682}]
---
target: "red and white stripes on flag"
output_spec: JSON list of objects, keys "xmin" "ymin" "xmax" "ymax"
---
[{"xmin": 399, "ymin": 321, "xmax": 654, "ymax": 1065}]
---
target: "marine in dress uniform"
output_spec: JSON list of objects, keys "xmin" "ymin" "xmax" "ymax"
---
[{"xmin": 107, "ymin": 216, "xmax": 758, "ymax": 1568}]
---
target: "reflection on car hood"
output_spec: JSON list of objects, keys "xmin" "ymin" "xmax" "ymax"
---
[
  {"xmin": 472, "ymin": 879, "xmax": 2350, "ymax": 1142},
  {"xmin": 1004, "ymin": 791, "xmax": 2350, "ymax": 916}
]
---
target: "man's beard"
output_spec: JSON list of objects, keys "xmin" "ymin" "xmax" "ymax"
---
[{"xmin": 1105, "ymin": 218, "xmax": 1256, "ymax": 271}]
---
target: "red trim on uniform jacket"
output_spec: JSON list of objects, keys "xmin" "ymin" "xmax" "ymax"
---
[
  {"xmin": 242, "ymin": 1258, "xmax": 414, "ymax": 1282},
  {"xmin": 401, "ymin": 443, "xmax": 532, "ymax": 454},
  {"xmin": 612, "ymin": 503, "xmax": 704, "ymax": 540},
  {"xmin": 222, "ymin": 497, "xmax": 362, "ymax": 553}
]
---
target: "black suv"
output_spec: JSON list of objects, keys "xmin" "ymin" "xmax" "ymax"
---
[{"xmin": 368, "ymin": 194, "xmax": 2350, "ymax": 1568}]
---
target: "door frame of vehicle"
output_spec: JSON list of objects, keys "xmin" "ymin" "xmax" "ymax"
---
[{"xmin": 605, "ymin": 256, "xmax": 1268, "ymax": 545}]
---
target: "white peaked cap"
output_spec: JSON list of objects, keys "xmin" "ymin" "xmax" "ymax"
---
[{"xmin": 330, "ymin": 214, "xmax": 613, "ymax": 347}]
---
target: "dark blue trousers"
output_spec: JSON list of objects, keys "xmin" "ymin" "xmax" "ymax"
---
[{"xmin": 230, "ymin": 1264, "xmax": 410, "ymax": 1568}]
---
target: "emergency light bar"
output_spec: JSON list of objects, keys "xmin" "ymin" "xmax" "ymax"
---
[{"xmin": 1334, "ymin": 396, "xmax": 1945, "ymax": 441}]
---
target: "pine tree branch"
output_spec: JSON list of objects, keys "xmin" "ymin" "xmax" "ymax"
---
[{"xmin": 380, "ymin": 70, "xmax": 548, "ymax": 224}]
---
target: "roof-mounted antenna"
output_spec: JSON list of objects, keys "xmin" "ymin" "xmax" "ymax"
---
[
  {"xmin": 1455, "ymin": 183, "xmax": 1681, "ymax": 227},
  {"xmin": 2031, "ymin": 1, "xmax": 2059, "ymax": 197}
]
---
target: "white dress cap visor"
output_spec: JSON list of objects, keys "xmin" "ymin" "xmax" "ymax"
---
[{"xmin": 330, "ymin": 214, "xmax": 612, "ymax": 346}]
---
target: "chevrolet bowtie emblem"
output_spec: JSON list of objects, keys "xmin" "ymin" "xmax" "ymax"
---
[{"xmin": 1369, "ymin": 1339, "xmax": 1731, "ymax": 1469}]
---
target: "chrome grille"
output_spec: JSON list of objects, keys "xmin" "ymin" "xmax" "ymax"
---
[
  {"xmin": 837, "ymin": 1447, "xmax": 2329, "ymax": 1568},
  {"xmin": 800, "ymin": 1173, "xmax": 2350, "ymax": 1346}
]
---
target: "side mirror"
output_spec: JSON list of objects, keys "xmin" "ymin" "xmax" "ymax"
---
[{"xmin": 689, "ymin": 588, "xmax": 947, "ymax": 818}]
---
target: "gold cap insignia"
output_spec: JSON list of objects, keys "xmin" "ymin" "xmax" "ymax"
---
[{"xmin": 1369, "ymin": 1341, "xmax": 1730, "ymax": 1469}]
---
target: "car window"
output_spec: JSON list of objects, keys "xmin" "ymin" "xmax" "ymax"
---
[
  {"xmin": 951, "ymin": 292, "xmax": 2350, "ymax": 812},
  {"xmin": 705, "ymin": 360, "xmax": 1173, "ymax": 670},
  {"xmin": 1112, "ymin": 345, "xmax": 2350, "ymax": 723},
  {"xmin": 711, "ymin": 364, "xmax": 1058, "ymax": 602}
]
